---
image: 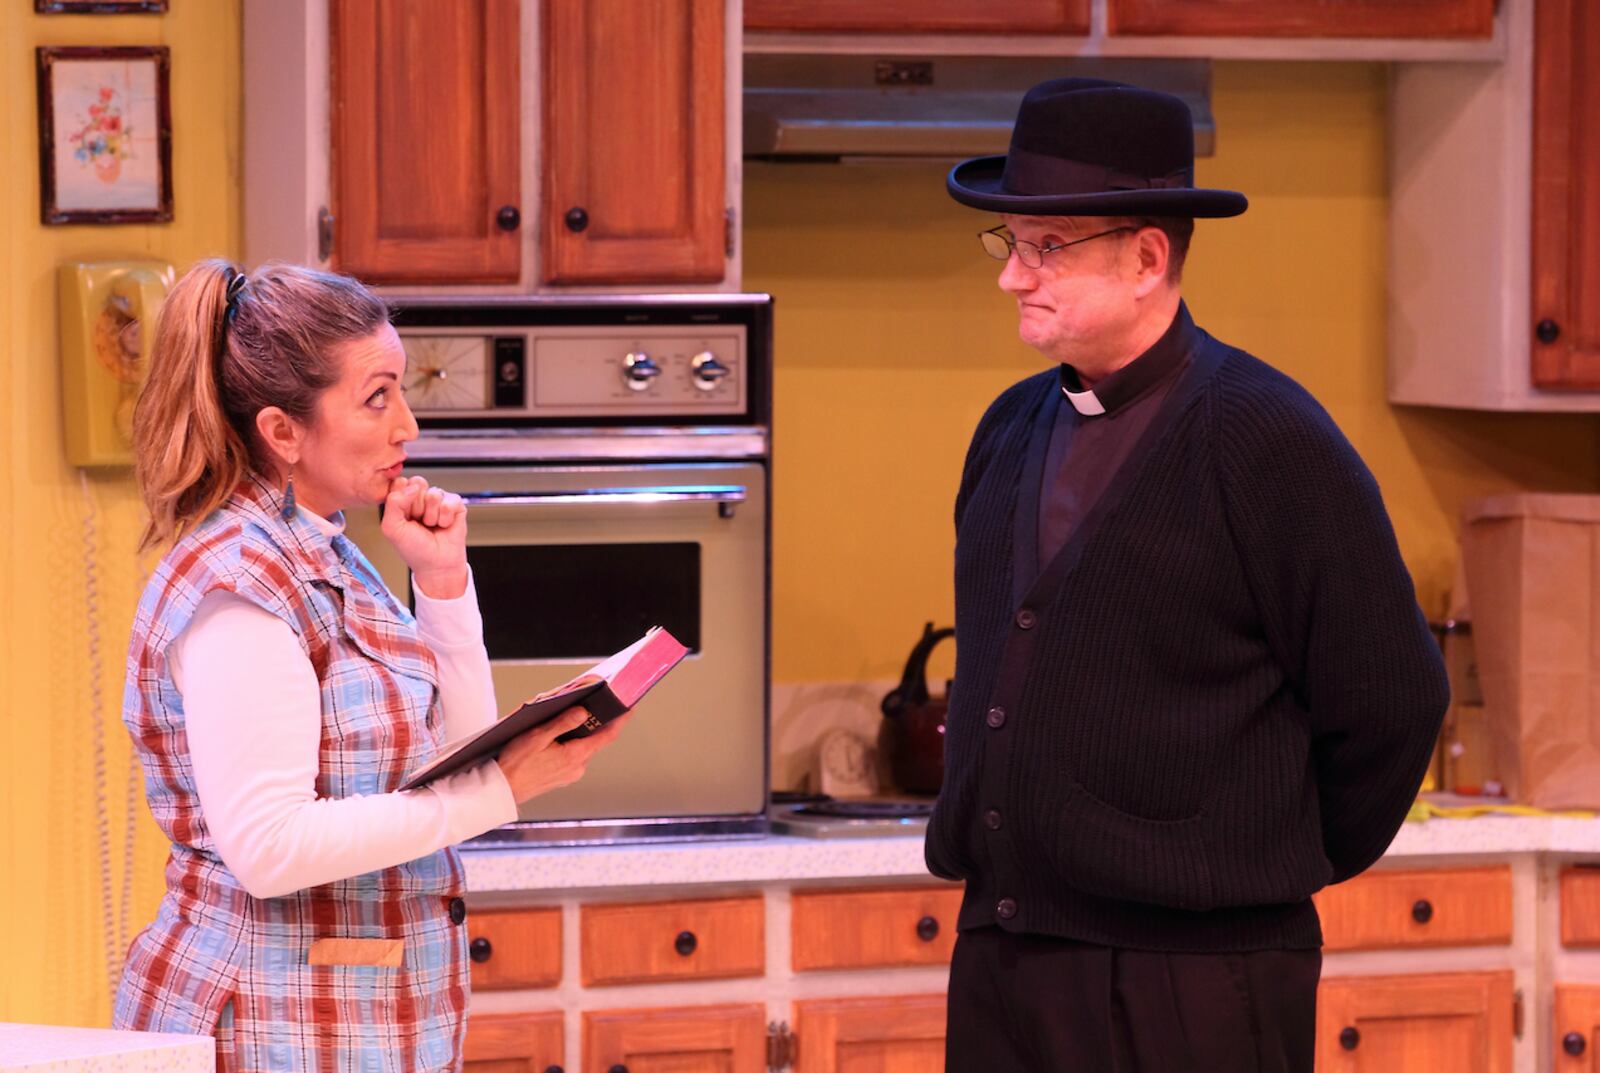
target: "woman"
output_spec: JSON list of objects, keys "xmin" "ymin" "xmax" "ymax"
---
[{"xmin": 112, "ymin": 260, "xmax": 623, "ymax": 1071}]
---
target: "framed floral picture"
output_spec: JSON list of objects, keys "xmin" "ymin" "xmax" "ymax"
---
[
  {"xmin": 35, "ymin": 2, "xmax": 168, "ymax": 13},
  {"xmin": 36, "ymin": 46, "xmax": 173, "ymax": 225}
]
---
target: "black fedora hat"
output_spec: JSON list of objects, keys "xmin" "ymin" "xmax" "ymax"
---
[{"xmin": 948, "ymin": 78, "xmax": 1247, "ymax": 218}]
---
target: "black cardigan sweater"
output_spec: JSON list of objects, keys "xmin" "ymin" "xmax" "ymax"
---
[{"xmin": 924, "ymin": 325, "xmax": 1450, "ymax": 952}]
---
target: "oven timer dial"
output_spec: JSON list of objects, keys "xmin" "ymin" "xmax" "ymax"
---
[
  {"xmin": 622, "ymin": 350, "xmax": 661, "ymax": 391},
  {"xmin": 690, "ymin": 350, "xmax": 731, "ymax": 391}
]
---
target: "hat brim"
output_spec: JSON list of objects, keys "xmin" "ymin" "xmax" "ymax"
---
[{"xmin": 947, "ymin": 155, "xmax": 1248, "ymax": 218}]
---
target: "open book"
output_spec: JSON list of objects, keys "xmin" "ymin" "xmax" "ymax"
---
[{"xmin": 399, "ymin": 626, "xmax": 688, "ymax": 791}]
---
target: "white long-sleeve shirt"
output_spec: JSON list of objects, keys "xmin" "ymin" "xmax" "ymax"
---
[{"xmin": 170, "ymin": 513, "xmax": 517, "ymax": 899}]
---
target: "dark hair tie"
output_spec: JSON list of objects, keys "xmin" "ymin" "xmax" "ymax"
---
[{"xmin": 222, "ymin": 267, "xmax": 247, "ymax": 322}]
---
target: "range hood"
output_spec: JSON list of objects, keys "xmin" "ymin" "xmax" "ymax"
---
[{"xmin": 744, "ymin": 55, "xmax": 1215, "ymax": 161}]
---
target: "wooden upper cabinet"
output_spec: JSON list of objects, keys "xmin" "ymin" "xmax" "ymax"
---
[
  {"xmin": 331, "ymin": 0, "xmax": 521, "ymax": 284},
  {"xmin": 462, "ymin": 1011, "xmax": 563, "ymax": 1073},
  {"xmin": 584, "ymin": 1004, "xmax": 766, "ymax": 1073},
  {"xmin": 745, "ymin": 0, "xmax": 1089, "ymax": 34},
  {"xmin": 1532, "ymin": 0, "xmax": 1600, "ymax": 389},
  {"xmin": 542, "ymin": 0, "xmax": 726, "ymax": 285},
  {"xmin": 1317, "ymin": 971, "xmax": 1514, "ymax": 1073},
  {"xmin": 1106, "ymin": 0, "xmax": 1494, "ymax": 38},
  {"xmin": 793, "ymin": 995, "xmax": 947, "ymax": 1073},
  {"xmin": 1556, "ymin": 985, "xmax": 1600, "ymax": 1070}
]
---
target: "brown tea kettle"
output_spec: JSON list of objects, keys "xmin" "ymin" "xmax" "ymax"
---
[{"xmin": 879, "ymin": 622, "xmax": 955, "ymax": 796}]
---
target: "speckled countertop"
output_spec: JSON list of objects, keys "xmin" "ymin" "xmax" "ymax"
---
[
  {"xmin": 461, "ymin": 815, "xmax": 1600, "ymax": 894},
  {"xmin": 0, "ymin": 1025, "xmax": 211, "ymax": 1073}
]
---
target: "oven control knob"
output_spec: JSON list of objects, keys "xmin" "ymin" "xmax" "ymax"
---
[
  {"xmin": 622, "ymin": 351, "xmax": 661, "ymax": 391},
  {"xmin": 690, "ymin": 351, "xmax": 730, "ymax": 391}
]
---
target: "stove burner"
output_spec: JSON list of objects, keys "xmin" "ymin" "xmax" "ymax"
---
[{"xmin": 789, "ymin": 800, "xmax": 934, "ymax": 820}]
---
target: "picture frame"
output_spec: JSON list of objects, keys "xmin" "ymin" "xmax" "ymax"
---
[
  {"xmin": 34, "ymin": 1, "xmax": 168, "ymax": 13},
  {"xmin": 36, "ymin": 45, "xmax": 173, "ymax": 225}
]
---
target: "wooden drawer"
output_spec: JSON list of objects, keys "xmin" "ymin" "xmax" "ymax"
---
[
  {"xmin": 465, "ymin": 907, "xmax": 561, "ymax": 991},
  {"xmin": 792, "ymin": 885, "xmax": 963, "ymax": 971},
  {"xmin": 1561, "ymin": 868, "xmax": 1600, "ymax": 946},
  {"xmin": 580, "ymin": 896, "xmax": 764, "ymax": 986},
  {"xmin": 1315, "ymin": 866, "xmax": 1512, "ymax": 951}
]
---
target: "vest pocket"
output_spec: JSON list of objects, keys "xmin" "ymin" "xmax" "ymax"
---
[{"xmin": 1046, "ymin": 782, "xmax": 1216, "ymax": 911}]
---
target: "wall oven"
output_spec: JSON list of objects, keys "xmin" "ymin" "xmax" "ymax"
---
[{"xmin": 343, "ymin": 295, "xmax": 773, "ymax": 844}]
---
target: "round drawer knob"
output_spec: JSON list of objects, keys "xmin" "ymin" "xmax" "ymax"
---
[
  {"xmin": 1537, "ymin": 318, "xmax": 1562, "ymax": 345},
  {"xmin": 1339, "ymin": 1026, "xmax": 1361, "ymax": 1051},
  {"xmin": 1411, "ymin": 899, "xmax": 1434, "ymax": 925},
  {"xmin": 495, "ymin": 205, "xmax": 520, "ymax": 232},
  {"xmin": 674, "ymin": 930, "xmax": 698, "ymax": 957},
  {"xmin": 1565, "ymin": 1032, "xmax": 1587, "ymax": 1057},
  {"xmin": 468, "ymin": 937, "xmax": 492, "ymax": 963},
  {"xmin": 916, "ymin": 916, "xmax": 940, "ymax": 942},
  {"xmin": 565, "ymin": 206, "xmax": 590, "ymax": 233},
  {"xmin": 609, "ymin": 1065, "xmax": 629, "ymax": 1073},
  {"xmin": 543, "ymin": 1067, "xmax": 564, "ymax": 1073}
]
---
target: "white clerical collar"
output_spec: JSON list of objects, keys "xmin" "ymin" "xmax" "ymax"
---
[{"xmin": 1061, "ymin": 384, "xmax": 1106, "ymax": 416}]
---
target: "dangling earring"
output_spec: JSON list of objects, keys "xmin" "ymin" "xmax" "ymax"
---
[{"xmin": 281, "ymin": 465, "xmax": 297, "ymax": 521}]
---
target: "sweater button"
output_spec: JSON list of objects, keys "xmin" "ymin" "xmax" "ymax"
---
[
  {"xmin": 984, "ymin": 809, "xmax": 1003, "ymax": 830},
  {"xmin": 448, "ymin": 897, "xmax": 467, "ymax": 925},
  {"xmin": 996, "ymin": 897, "xmax": 1018, "ymax": 920},
  {"xmin": 985, "ymin": 706, "xmax": 1006, "ymax": 729},
  {"xmin": 1015, "ymin": 609, "xmax": 1037, "ymax": 630}
]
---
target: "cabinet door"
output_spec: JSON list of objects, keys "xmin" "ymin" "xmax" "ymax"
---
[
  {"xmin": 793, "ymin": 995, "xmax": 946, "ymax": 1073},
  {"xmin": 1317, "ymin": 971, "xmax": 1513, "ymax": 1073},
  {"xmin": 464, "ymin": 1011, "xmax": 563, "ymax": 1073},
  {"xmin": 745, "ymin": 0, "xmax": 1089, "ymax": 34},
  {"xmin": 1556, "ymin": 985, "xmax": 1600, "ymax": 1069},
  {"xmin": 1531, "ymin": 0, "xmax": 1600, "ymax": 388},
  {"xmin": 542, "ymin": 0, "xmax": 725, "ymax": 285},
  {"xmin": 584, "ymin": 1004, "xmax": 766, "ymax": 1073},
  {"xmin": 791, "ymin": 886, "xmax": 963, "ymax": 971},
  {"xmin": 1106, "ymin": 0, "xmax": 1493, "ymax": 38},
  {"xmin": 467, "ymin": 907, "xmax": 562, "ymax": 991},
  {"xmin": 331, "ymin": 0, "xmax": 521, "ymax": 284}
]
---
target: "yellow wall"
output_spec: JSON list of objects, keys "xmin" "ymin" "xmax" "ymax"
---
[
  {"xmin": 0, "ymin": 2, "xmax": 240, "ymax": 1027},
  {"xmin": 746, "ymin": 61, "xmax": 1600, "ymax": 685}
]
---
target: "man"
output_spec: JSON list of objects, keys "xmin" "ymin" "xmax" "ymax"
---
[{"xmin": 924, "ymin": 79, "xmax": 1450, "ymax": 1072}]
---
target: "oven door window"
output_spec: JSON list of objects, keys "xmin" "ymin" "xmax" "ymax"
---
[{"xmin": 459, "ymin": 542, "xmax": 701, "ymax": 661}]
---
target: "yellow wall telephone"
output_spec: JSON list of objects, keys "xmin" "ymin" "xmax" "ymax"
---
[{"xmin": 59, "ymin": 260, "xmax": 175, "ymax": 467}]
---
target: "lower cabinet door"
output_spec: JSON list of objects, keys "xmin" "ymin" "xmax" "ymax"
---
[
  {"xmin": 1316, "ymin": 971, "xmax": 1513, "ymax": 1073},
  {"xmin": 1556, "ymin": 984, "xmax": 1600, "ymax": 1069},
  {"xmin": 793, "ymin": 995, "xmax": 947, "ymax": 1073},
  {"xmin": 584, "ymin": 1004, "xmax": 767, "ymax": 1073},
  {"xmin": 464, "ymin": 1010, "xmax": 565, "ymax": 1073}
]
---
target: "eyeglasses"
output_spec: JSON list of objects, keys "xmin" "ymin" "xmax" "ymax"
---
[{"xmin": 978, "ymin": 225, "xmax": 1136, "ymax": 269}]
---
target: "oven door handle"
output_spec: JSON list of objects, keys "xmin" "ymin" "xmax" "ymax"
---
[{"xmin": 459, "ymin": 485, "xmax": 747, "ymax": 518}]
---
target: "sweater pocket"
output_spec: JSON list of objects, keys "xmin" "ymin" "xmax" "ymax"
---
[{"xmin": 1045, "ymin": 782, "xmax": 1217, "ymax": 911}]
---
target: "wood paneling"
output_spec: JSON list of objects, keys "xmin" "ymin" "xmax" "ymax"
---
[
  {"xmin": 791, "ymin": 886, "xmax": 963, "ymax": 971},
  {"xmin": 1531, "ymin": 0, "xmax": 1600, "ymax": 388},
  {"xmin": 580, "ymin": 896, "xmax": 764, "ymax": 986},
  {"xmin": 1556, "ymin": 985, "xmax": 1600, "ymax": 1070},
  {"xmin": 1317, "ymin": 972, "xmax": 1514, "ymax": 1073},
  {"xmin": 793, "ymin": 995, "xmax": 947, "ymax": 1073},
  {"xmin": 466, "ymin": 907, "xmax": 562, "ymax": 991},
  {"xmin": 1107, "ymin": 0, "xmax": 1494, "ymax": 38},
  {"xmin": 331, "ymin": 0, "xmax": 521, "ymax": 283},
  {"xmin": 463, "ymin": 1011, "xmax": 563, "ymax": 1073},
  {"xmin": 541, "ymin": 0, "xmax": 726, "ymax": 285},
  {"xmin": 584, "ymin": 1004, "xmax": 766, "ymax": 1073},
  {"xmin": 1562, "ymin": 869, "xmax": 1600, "ymax": 946},
  {"xmin": 1314, "ymin": 867, "xmax": 1512, "ymax": 952},
  {"xmin": 745, "ymin": 0, "xmax": 1089, "ymax": 34}
]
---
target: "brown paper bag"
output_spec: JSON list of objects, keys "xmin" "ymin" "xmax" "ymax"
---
[{"xmin": 1460, "ymin": 494, "xmax": 1600, "ymax": 808}]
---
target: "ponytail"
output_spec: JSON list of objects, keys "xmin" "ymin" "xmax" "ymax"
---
[{"xmin": 132, "ymin": 258, "xmax": 388, "ymax": 551}]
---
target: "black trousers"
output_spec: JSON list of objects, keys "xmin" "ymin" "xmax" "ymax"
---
[{"xmin": 945, "ymin": 927, "xmax": 1320, "ymax": 1073}]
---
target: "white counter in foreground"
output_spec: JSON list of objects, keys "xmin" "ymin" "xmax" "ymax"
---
[
  {"xmin": 460, "ymin": 814, "xmax": 1600, "ymax": 894},
  {"xmin": 0, "ymin": 1025, "xmax": 210, "ymax": 1073}
]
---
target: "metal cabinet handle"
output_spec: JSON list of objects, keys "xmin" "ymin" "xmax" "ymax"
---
[
  {"xmin": 1339, "ymin": 1027, "xmax": 1360, "ymax": 1051},
  {"xmin": 459, "ymin": 486, "xmax": 746, "ymax": 510},
  {"xmin": 1565, "ymin": 1032, "xmax": 1587, "ymax": 1056},
  {"xmin": 916, "ymin": 916, "xmax": 940, "ymax": 942},
  {"xmin": 496, "ymin": 205, "xmax": 521, "ymax": 232},
  {"xmin": 566, "ymin": 207, "xmax": 590, "ymax": 232},
  {"xmin": 468, "ymin": 937, "xmax": 492, "ymax": 963},
  {"xmin": 674, "ymin": 930, "xmax": 698, "ymax": 957},
  {"xmin": 1537, "ymin": 318, "xmax": 1562, "ymax": 345},
  {"xmin": 1411, "ymin": 899, "xmax": 1433, "ymax": 924},
  {"xmin": 608, "ymin": 1064, "xmax": 628, "ymax": 1073}
]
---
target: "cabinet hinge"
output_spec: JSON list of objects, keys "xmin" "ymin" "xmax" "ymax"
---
[
  {"xmin": 766, "ymin": 1020, "xmax": 795, "ymax": 1071},
  {"xmin": 1513, "ymin": 987, "xmax": 1524, "ymax": 1040},
  {"xmin": 725, "ymin": 207, "xmax": 736, "ymax": 259},
  {"xmin": 317, "ymin": 207, "xmax": 335, "ymax": 263}
]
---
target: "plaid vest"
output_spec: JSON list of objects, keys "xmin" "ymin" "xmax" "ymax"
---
[{"xmin": 114, "ymin": 477, "xmax": 470, "ymax": 1072}]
